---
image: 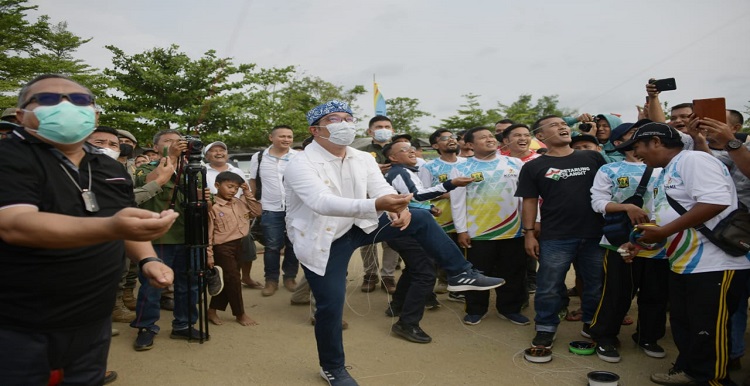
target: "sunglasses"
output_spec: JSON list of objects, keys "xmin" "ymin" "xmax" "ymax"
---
[{"xmin": 21, "ymin": 93, "xmax": 95, "ymax": 108}]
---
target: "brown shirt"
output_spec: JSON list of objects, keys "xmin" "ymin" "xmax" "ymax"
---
[{"xmin": 208, "ymin": 194, "xmax": 260, "ymax": 259}]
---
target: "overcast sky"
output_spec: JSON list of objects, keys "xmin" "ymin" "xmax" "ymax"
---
[{"xmin": 30, "ymin": 0, "xmax": 750, "ymax": 129}]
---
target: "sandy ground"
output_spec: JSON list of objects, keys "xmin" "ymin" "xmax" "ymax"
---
[{"xmin": 108, "ymin": 249, "xmax": 750, "ymax": 386}]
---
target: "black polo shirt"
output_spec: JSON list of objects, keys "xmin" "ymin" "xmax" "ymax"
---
[{"xmin": 0, "ymin": 128, "xmax": 135, "ymax": 332}]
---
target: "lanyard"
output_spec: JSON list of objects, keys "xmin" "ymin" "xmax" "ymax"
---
[{"xmin": 59, "ymin": 164, "xmax": 99, "ymax": 212}]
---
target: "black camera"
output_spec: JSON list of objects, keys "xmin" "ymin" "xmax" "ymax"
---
[
  {"xmin": 579, "ymin": 123, "xmax": 593, "ymax": 132},
  {"xmin": 183, "ymin": 135, "xmax": 203, "ymax": 162}
]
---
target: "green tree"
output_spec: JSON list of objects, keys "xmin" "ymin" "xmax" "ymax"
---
[
  {"xmin": 101, "ymin": 44, "xmax": 293, "ymax": 147},
  {"xmin": 438, "ymin": 93, "xmax": 500, "ymax": 131},
  {"xmin": 492, "ymin": 94, "xmax": 577, "ymax": 126},
  {"xmin": 384, "ymin": 96, "xmax": 432, "ymax": 137},
  {"xmin": 0, "ymin": 1, "xmax": 99, "ymax": 108}
]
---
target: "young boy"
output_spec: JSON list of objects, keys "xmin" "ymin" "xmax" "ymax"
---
[{"xmin": 207, "ymin": 171, "xmax": 262, "ymax": 326}]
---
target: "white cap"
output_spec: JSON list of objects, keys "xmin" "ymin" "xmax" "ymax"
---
[{"xmin": 203, "ymin": 141, "xmax": 227, "ymax": 156}]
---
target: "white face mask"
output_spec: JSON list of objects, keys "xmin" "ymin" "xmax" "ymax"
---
[
  {"xmin": 373, "ymin": 128, "xmax": 393, "ymax": 142},
  {"xmin": 100, "ymin": 147, "xmax": 121, "ymax": 160},
  {"xmin": 320, "ymin": 122, "xmax": 357, "ymax": 146}
]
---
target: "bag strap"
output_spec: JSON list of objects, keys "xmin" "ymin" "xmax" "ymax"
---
[
  {"xmin": 633, "ymin": 166, "xmax": 653, "ymax": 198},
  {"xmin": 665, "ymin": 193, "xmax": 712, "ymax": 238},
  {"xmin": 254, "ymin": 150, "xmax": 263, "ymax": 200}
]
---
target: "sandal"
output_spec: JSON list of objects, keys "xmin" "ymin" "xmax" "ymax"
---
[
  {"xmin": 622, "ymin": 315, "xmax": 634, "ymax": 325},
  {"xmin": 565, "ymin": 308, "xmax": 583, "ymax": 322}
]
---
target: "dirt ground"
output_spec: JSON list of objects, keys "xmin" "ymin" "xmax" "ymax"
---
[{"xmin": 108, "ymin": 249, "xmax": 750, "ymax": 386}]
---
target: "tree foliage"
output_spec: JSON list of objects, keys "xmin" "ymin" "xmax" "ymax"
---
[
  {"xmin": 100, "ymin": 44, "xmax": 366, "ymax": 148},
  {"xmin": 492, "ymin": 94, "xmax": 576, "ymax": 125},
  {"xmin": 438, "ymin": 93, "xmax": 500, "ymax": 131},
  {"xmin": 0, "ymin": 1, "xmax": 102, "ymax": 107},
  {"xmin": 384, "ymin": 96, "xmax": 432, "ymax": 136}
]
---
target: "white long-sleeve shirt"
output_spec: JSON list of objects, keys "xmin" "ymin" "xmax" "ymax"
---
[{"xmin": 283, "ymin": 141, "xmax": 397, "ymax": 275}]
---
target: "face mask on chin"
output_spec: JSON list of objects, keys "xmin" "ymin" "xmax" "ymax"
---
[
  {"xmin": 26, "ymin": 101, "xmax": 96, "ymax": 144},
  {"xmin": 99, "ymin": 147, "xmax": 121, "ymax": 160},
  {"xmin": 319, "ymin": 122, "xmax": 356, "ymax": 146}
]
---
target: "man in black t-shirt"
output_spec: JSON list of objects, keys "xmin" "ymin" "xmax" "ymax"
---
[
  {"xmin": 0, "ymin": 74, "xmax": 177, "ymax": 385},
  {"xmin": 515, "ymin": 115, "xmax": 606, "ymax": 351}
]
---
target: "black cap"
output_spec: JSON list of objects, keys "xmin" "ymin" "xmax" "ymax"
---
[
  {"xmin": 391, "ymin": 133, "xmax": 412, "ymax": 143},
  {"xmin": 570, "ymin": 134, "xmax": 600, "ymax": 146},
  {"xmin": 615, "ymin": 122, "xmax": 681, "ymax": 152},
  {"xmin": 609, "ymin": 123, "xmax": 635, "ymax": 143}
]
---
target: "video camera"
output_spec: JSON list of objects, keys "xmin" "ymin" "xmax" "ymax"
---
[{"xmin": 183, "ymin": 135, "xmax": 204, "ymax": 163}]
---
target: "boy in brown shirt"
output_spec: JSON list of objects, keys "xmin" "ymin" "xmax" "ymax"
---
[{"xmin": 207, "ymin": 171, "xmax": 261, "ymax": 326}]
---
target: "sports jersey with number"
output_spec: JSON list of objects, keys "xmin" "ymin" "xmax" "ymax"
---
[
  {"xmin": 651, "ymin": 151, "xmax": 750, "ymax": 274},
  {"xmin": 418, "ymin": 157, "xmax": 466, "ymax": 233},
  {"xmin": 450, "ymin": 155, "xmax": 523, "ymax": 240}
]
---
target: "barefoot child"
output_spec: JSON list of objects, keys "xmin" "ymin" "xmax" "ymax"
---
[{"xmin": 207, "ymin": 171, "xmax": 262, "ymax": 326}]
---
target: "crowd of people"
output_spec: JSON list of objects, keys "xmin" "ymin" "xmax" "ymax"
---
[{"xmin": 1, "ymin": 73, "xmax": 749, "ymax": 386}]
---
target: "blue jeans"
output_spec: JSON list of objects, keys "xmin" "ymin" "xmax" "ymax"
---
[
  {"xmin": 261, "ymin": 210, "xmax": 299, "ymax": 282},
  {"xmin": 534, "ymin": 238, "xmax": 603, "ymax": 332},
  {"xmin": 730, "ymin": 274, "xmax": 750, "ymax": 359},
  {"xmin": 305, "ymin": 210, "xmax": 471, "ymax": 370},
  {"xmin": 131, "ymin": 244, "xmax": 199, "ymax": 332}
]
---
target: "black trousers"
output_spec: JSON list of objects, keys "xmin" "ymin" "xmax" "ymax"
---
[
  {"xmin": 387, "ymin": 236, "xmax": 437, "ymax": 326},
  {"xmin": 464, "ymin": 238, "xmax": 527, "ymax": 315},
  {"xmin": 0, "ymin": 316, "xmax": 111, "ymax": 386},
  {"xmin": 670, "ymin": 269, "xmax": 749, "ymax": 385},
  {"xmin": 589, "ymin": 250, "xmax": 670, "ymax": 345}
]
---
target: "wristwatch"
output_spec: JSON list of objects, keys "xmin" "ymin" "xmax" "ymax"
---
[{"xmin": 726, "ymin": 139, "xmax": 743, "ymax": 152}]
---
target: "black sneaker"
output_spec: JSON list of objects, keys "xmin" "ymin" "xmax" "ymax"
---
[
  {"xmin": 650, "ymin": 367, "xmax": 697, "ymax": 385},
  {"xmin": 531, "ymin": 331, "xmax": 556, "ymax": 349},
  {"xmin": 447, "ymin": 269, "xmax": 505, "ymax": 292},
  {"xmin": 581, "ymin": 323, "xmax": 592, "ymax": 339},
  {"xmin": 596, "ymin": 344, "xmax": 621, "ymax": 363},
  {"xmin": 134, "ymin": 328, "xmax": 156, "ymax": 351},
  {"xmin": 527, "ymin": 282, "xmax": 537, "ymax": 294},
  {"xmin": 206, "ymin": 266, "xmax": 224, "ymax": 296},
  {"xmin": 391, "ymin": 322, "xmax": 432, "ymax": 344},
  {"xmin": 320, "ymin": 366, "xmax": 359, "ymax": 386},
  {"xmin": 170, "ymin": 327, "xmax": 207, "ymax": 341},
  {"xmin": 633, "ymin": 336, "xmax": 667, "ymax": 358}
]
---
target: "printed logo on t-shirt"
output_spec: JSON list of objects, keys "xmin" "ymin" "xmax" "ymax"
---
[
  {"xmin": 545, "ymin": 167, "xmax": 591, "ymax": 181},
  {"xmin": 617, "ymin": 176, "xmax": 630, "ymax": 188},
  {"xmin": 471, "ymin": 172, "xmax": 484, "ymax": 182},
  {"xmin": 504, "ymin": 168, "xmax": 518, "ymax": 178},
  {"xmin": 438, "ymin": 173, "xmax": 448, "ymax": 183},
  {"xmin": 664, "ymin": 176, "xmax": 677, "ymax": 190}
]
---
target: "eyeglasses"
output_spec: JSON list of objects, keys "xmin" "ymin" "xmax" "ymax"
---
[
  {"xmin": 395, "ymin": 146, "xmax": 417, "ymax": 153},
  {"xmin": 437, "ymin": 135, "xmax": 458, "ymax": 142},
  {"xmin": 323, "ymin": 115, "xmax": 356, "ymax": 124},
  {"xmin": 21, "ymin": 93, "xmax": 95, "ymax": 108}
]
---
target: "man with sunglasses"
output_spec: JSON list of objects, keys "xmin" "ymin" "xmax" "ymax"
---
[
  {"xmin": 0, "ymin": 74, "xmax": 176, "ymax": 385},
  {"xmin": 285, "ymin": 100, "xmax": 505, "ymax": 386}
]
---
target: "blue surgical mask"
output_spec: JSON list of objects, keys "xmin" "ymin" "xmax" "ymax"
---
[
  {"xmin": 28, "ymin": 101, "xmax": 96, "ymax": 144},
  {"xmin": 373, "ymin": 128, "xmax": 393, "ymax": 142}
]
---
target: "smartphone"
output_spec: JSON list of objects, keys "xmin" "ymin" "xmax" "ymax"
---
[
  {"xmin": 693, "ymin": 98, "xmax": 726, "ymax": 123},
  {"xmin": 162, "ymin": 146, "xmax": 169, "ymax": 158},
  {"xmin": 650, "ymin": 78, "xmax": 676, "ymax": 92}
]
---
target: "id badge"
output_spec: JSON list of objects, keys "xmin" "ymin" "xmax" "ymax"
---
[{"xmin": 81, "ymin": 190, "xmax": 99, "ymax": 213}]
